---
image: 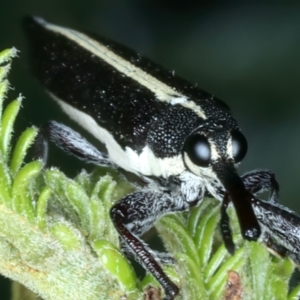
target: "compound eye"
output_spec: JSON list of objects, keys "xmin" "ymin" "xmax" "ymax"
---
[
  {"xmin": 184, "ymin": 134, "xmax": 211, "ymax": 167},
  {"xmin": 231, "ymin": 130, "xmax": 248, "ymax": 163}
]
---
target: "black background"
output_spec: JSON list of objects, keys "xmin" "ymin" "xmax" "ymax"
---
[{"xmin": 1, "ymin": 0, "xmax": 300, "ymax": 298}]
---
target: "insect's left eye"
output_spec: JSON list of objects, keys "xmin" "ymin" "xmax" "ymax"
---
[
  {"xmin": 231, "ymin": 130, "xmax": 248, "ymax": 163},
  {"xmin": 183, "ymin": 134, "xmax": 211, "ymax": 167}
]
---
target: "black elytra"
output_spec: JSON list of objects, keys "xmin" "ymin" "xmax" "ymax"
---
[{"xmin": 23, "ymin": 17, "xmax": 300, "ymax": 300}]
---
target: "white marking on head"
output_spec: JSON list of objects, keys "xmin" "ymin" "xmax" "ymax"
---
[
  {"xmin": 226, "ymin": 135, "xmax": 234, "ymax": 159},
  {"xmin": 209, "ymin": 140, "xmax": 220, "ymax": 161}
]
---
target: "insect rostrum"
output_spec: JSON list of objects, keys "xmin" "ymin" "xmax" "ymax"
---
[{"xmin": 23, "ymin": 17, "xmax": 300, "ymax": 299}]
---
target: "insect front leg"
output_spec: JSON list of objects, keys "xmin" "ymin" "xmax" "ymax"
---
[
  {"xmin": 110, "ymin": 190, "xmax": 191, "ymax": 300},
  {"xmin": 34, "ymin": 121, "xmax": 114, "ymax": 167},
  {"xmin": 220, "ymin": 193, "xmax": 235, "ymax": 254}
]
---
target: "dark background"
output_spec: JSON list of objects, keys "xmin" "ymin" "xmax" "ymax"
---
[{"xmin": 1, "ymin": 0, "xmax": 300, "ymax": 298}]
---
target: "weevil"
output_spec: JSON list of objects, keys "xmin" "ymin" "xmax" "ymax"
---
[{"xmin": 24, "ymin": 17, "xmax": 300, "ymax": 299}]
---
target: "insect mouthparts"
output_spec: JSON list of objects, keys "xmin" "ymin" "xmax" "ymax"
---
[{"xmin": 212, "ymin": 162, "xmax": 261, "ymax": 246}]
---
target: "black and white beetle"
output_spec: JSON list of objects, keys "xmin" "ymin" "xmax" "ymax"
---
[{"xmin": 24, "ymin": 17, "xmax": 300, "ymax": 299}]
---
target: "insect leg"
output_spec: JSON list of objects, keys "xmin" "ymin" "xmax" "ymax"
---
[
  {"xmin": 110, "ymin": 190, "xmax": 190, "ymax": 300},
  {"xmin": 261, "ymin": 232, "xmax": 291, "ymax": 258},
  {"xmin": 241, "ymin": 170, "xmax": 279, "ymax": 203},
  {"xmin": 251, "ymin": 197, "xmax": 300, "ymax": 264},
  {"xmin": 264, "ymin": 233, "xmax": 300, "ymax": 265},
  {"xmin": 34, "ymin": 121, "xmax": 114, "ymax": 167},
  {"xmin": 220, "ymin": 193, "xmax": 235, "ymax": 254}
]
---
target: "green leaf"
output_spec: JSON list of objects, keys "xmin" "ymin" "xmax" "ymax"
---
[
  {"xmin": 208, "ymin": 246, "xmax": 245, "ymax": 300},
  {"xmin": 10, "ymin": 127, "xmax": 38, "ymax": 176},
  {"xmin": 11, "ymin": 161, "xmax": 43, "ymax": 221},
  {"xmin": 187, "ymin": 198, "xmax": 213, "ymax": 236},
  {"xmin": 157, "ymin": 215, "xmax": 200, "ymax": 267},
  {"xmin": 197, "ymin": 204, "xmax": 220, "ymax": 267},
  {"xmin": 36, "ymin": 186, "xmax": 51, "ymax": 230},
  {"xmin": 0, "ymin": 98, "xmax": 22, "ymax": 161},
  {"xmin": 176, "ymin": 252, "xmax": 207, "ymax": 299},
  {"xmin": 288, "ymin": 284, "xmax": 300, "ymax": 300},
  {"xmin": 93, "ymin": 239, "xmax": 138, "ymax": 292},
  {"xmin": 50, "ymin": 221, "xmax": 84, "ymax": 250},
  {"xmin": 0, "ymin": 155, "xmax": 12, "ymax": 203},
  {"xmin": 0, "ymin": 48, "xmax": 18, "ymax": 65}
]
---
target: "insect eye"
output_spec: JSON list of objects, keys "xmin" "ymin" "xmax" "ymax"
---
[
  {"xmin": 231, "ymin": 130, "xmax": 248, "ymax": 163},
  {"xmin": 184, "ymin": 134, "xmax": 211, "ymax": 167}
]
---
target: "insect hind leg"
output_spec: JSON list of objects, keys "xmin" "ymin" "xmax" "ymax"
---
[{"xmin": 34, "ymin": 121, "xmax": 114, "ymax": 167}]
